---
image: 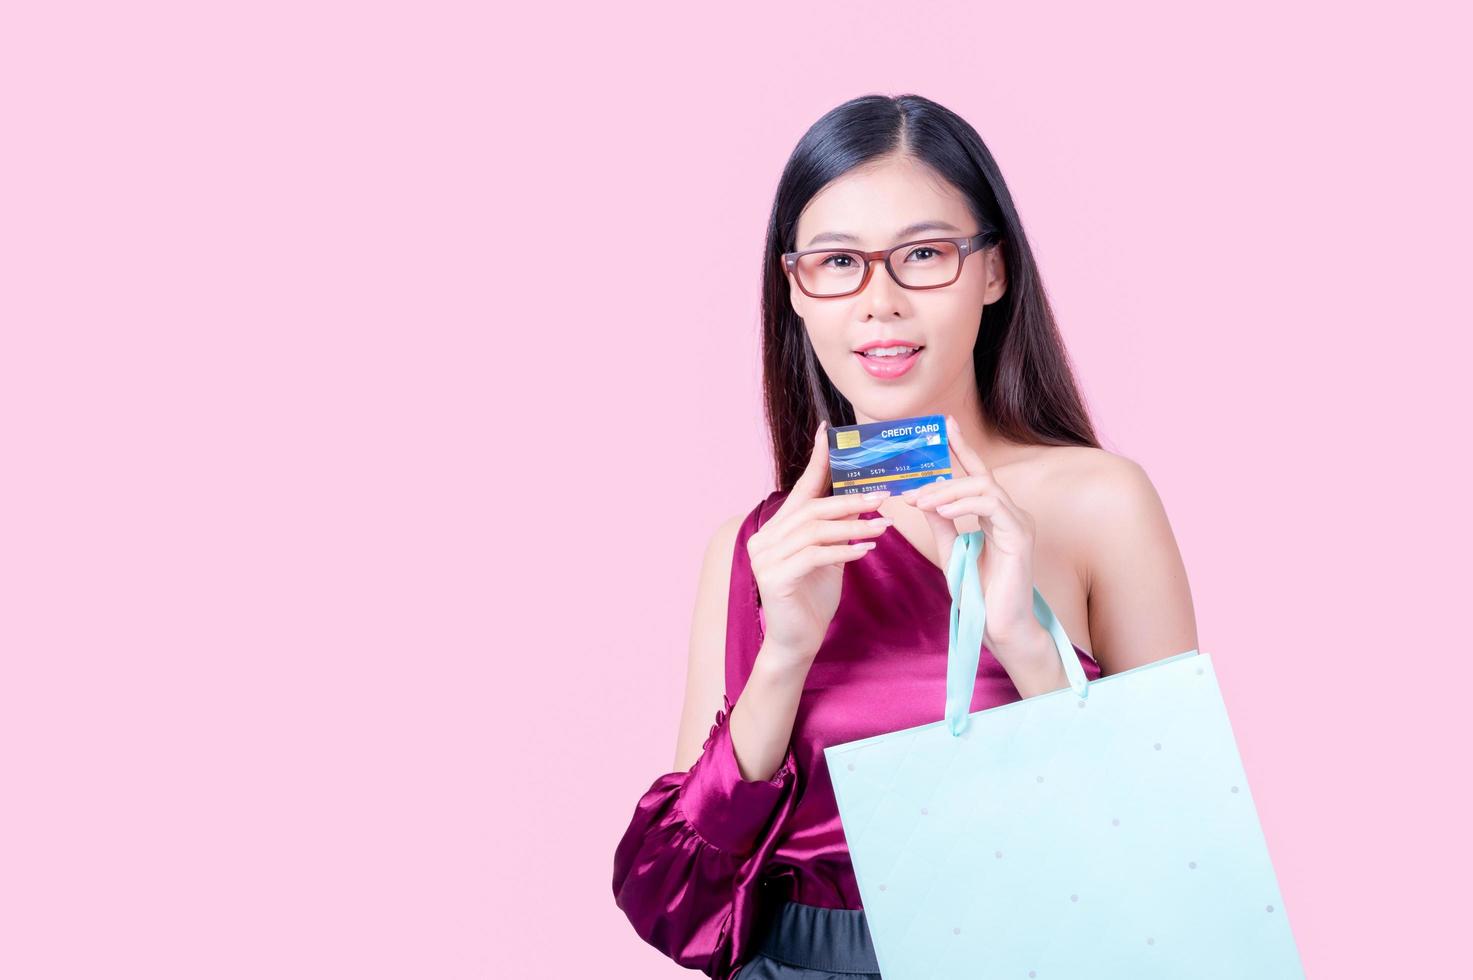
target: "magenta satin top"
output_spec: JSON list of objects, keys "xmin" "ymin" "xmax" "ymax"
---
[{"xmin": 612, "ymin": 488, "xmax": 1103, "ymax": 978}]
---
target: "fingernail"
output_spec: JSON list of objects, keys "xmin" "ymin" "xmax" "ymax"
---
[
  {"xmin": 871, "ymin": 517, "xmax": 892, "ymax": 527},
  {"xmin": 864, "ymin": 489, "xmax": 890, "ymax": 501}
]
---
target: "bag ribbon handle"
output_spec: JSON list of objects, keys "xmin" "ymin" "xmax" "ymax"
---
[{"xmin": 944, "ymin": 529, "xmax": 1090, "ymax": 736}]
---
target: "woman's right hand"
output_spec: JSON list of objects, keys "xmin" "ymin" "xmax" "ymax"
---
[{"xmin": 747, "ymin": 421, "xmax": 893, "ymax": 669}]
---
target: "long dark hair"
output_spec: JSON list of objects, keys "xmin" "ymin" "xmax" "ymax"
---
[{"xmin": 760, "ymin": 94, "xmax": 1101, "ymax": 492}]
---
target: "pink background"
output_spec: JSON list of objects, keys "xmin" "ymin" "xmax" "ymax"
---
[{"xmin": 3, "ymin": 2, "xmax": 1469, "ymax": 977}]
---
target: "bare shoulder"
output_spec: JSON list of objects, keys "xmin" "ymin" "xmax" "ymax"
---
[
  {"xmin": 1053, "ymin": 445, "xmax": 1158, "ymax": 512},
  {"xmin": 1000, "ymin": 444, "xmax": 1160, "ymax": 516},
  {"xmin": 1061, "ymin": 447, "xmax": 1168, "ymax": 548},
  {"xmin": 1010, "ymin": 444, "xmax": 1196, "ymax": 672},
  {"xmin": 697, "ymin": 510, "xmax": 748, "ymax": 606},
  {"xmin": 995, "ymin": 442, "xmax": 1154, "ymax": 518},
  {"xmin": 1025, "ymin": 442, "xmax": 1160, "ymax": 551},
  {"xmin": 672, "ymin": 510, "xmax": 747, "ymax": 772}
]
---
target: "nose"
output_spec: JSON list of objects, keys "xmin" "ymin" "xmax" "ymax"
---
[{"xmin": 855, "ymin": 258, "xmax": 909, "ymax": 319}]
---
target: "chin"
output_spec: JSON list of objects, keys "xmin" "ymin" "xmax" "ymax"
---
[{"xmin": 847, "ymin": 395, "xmax": 934, "ymax": 423}]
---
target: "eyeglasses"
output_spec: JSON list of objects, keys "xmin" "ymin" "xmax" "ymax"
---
[{"xmin": 782, "ymin": 232, "xmax": 997, "ymax": 298}]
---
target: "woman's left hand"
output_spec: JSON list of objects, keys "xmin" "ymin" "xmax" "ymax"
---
[{"xmin": 903, "ymin": 415, "xmax": 1049, "ymax": 673}]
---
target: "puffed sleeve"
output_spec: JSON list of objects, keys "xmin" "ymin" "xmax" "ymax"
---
[{"xmin": 611, "ymin": 692, "xmax": 800, "ymax": 979}]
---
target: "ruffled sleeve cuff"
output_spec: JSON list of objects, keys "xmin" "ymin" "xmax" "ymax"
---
[{"xmin": 678, "ymin": 693, "xmax": 797, "ymax": 856}]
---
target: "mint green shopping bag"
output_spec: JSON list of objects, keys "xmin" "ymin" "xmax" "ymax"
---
[{"xmin": 823, "ymin": 530, "xmax": 1305, "ymax": 978}]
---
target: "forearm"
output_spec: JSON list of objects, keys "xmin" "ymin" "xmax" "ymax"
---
[
  {"xmin": 1005, "ymin": 626, "xmax": 1071, "ymax": 700},
  {"xmin": 727, "ymin": 642, "xmax": 811, "ymax": 782}
]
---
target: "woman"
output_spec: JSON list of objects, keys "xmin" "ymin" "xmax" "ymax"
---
[{"xmin": 612, "ymin": 93, "xmax": 1197, "ymax": 979}]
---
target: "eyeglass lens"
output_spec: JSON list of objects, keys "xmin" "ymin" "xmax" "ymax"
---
[{"xmin": 794, "ymin": 240, "xmax": 963, "ymax": 296}]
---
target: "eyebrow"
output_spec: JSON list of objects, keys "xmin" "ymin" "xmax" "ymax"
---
[{"xmin": 802, "ymin": 220, "xmax": 964, "ymax": 249}]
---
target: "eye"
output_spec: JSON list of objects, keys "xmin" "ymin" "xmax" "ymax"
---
[
  {"xmin": 820, "ymin": 253, "xmax": 856, "ymax": 269},
  {"xmin": 904, "ymin": 246, "xmax": 940, "ymax": 262}
]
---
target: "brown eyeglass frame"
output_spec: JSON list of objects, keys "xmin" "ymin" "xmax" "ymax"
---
[{"xmin": 781, "ymin": 232, "xmax": 998, "ymax": 298}]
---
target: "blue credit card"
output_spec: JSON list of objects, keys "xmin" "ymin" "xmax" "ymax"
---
[{"xmin": 828, "ymin": 414, "xmax": 953, "ymax": 496}]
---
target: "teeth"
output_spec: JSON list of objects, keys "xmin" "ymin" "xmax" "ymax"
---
[{"xmin": 863, "ymin": 345, "xmax": 919, "ymax": 358}]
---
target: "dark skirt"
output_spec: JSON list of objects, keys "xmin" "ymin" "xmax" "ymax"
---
[{"xmin": 734, "ymin": 900, "xmax": 881, "ymax": 978}]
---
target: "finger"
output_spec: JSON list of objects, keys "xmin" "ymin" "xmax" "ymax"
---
[
  {"xmin": 898, "ymin": 474, "xmax": 950, "ymax": 505},
  {"xmin": 945, "ymin": 415, "xmax": 991, "ymax": 481},
  {"xmin": 770, "ymin": 541, "xmax": 878, "ymax": 582},
  {"xmin": 760, "ymin": 488, "xmax": 891, "ymax": 546},
  {"xmin": 754, "ymin": 509, "xmax": 891, "ymax": 563},
  {"xmin": 918, "ymin": 504, "xmax": 959, "ymax": 561},
  {"xmin": 904, "ymin": 475, "xmax": 988, "ymax": 511},
  {"xmin": 771, "ymin": 421, "xmax": 831, "ymax": 525},
  {"xmin": 931, "ymin": 493, "xmax": 1015, "ymax": 532},
  {"xmin": 932, "ymin": 419, "xmax": 1027, "ymax": 517},
  {"xmin": 763, "ymin": 515, "xmax": 892, "ymax": 563}
]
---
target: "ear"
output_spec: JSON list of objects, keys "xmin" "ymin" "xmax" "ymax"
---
[
  {"xmin": 787, "ymin": 271, "xmax": 809, "ymax": 320},
  {"xmin": 983, "ymin": 245, "xmax": 1007, "ymax": 305}
]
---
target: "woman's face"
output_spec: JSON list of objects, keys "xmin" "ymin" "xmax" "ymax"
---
[{"xmin": 787, "ymin": 154, "xmax": 1006, "ymax": 423}]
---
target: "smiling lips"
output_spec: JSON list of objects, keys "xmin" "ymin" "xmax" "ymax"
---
[{"xmin": 854, "ymin": 340, "xmax": 924, "ymax": 379}]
